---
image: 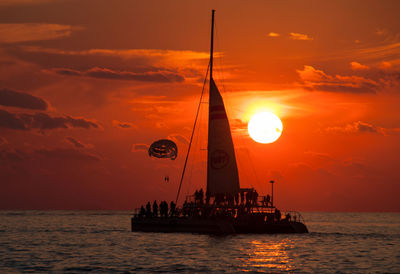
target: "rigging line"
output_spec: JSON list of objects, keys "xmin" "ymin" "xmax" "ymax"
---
[
  {"xmin": 175, "ymin": 61, "xmax": 210, "ymax": 205},
  {"xmin": 185, "ymin": 94, "xmax": 204, "ymax": 199}
]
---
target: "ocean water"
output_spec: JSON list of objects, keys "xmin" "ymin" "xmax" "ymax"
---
[{"xmin": 0, "ymin": 211, "xmax": 399, "ymax": 273}]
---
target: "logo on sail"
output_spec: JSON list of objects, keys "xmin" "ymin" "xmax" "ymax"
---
[{"xmin": 210, "ymin": 149, "xmax": 230, "ymax": 169}]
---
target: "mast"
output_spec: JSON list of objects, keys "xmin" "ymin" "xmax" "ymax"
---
[{"xmin": 210, "ymin": 9, "xmax": 215, "ymax": 80}]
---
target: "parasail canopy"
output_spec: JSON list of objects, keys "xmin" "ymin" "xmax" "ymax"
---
[{"xmin": 148, "ymin": 139, "xmax": 178, "ymax": 160}]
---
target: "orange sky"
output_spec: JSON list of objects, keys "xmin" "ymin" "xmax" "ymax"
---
[{"xmin": 0, "ymin": 0, "xmax": 399, "ymax": 211}]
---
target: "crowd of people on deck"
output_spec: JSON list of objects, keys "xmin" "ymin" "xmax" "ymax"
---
[
  {"xmin": 135, "ymin": 188, "xmax": 294, "ymax": 222},
  {"xmin": 138, "ymin": 200, "xmax": 176, "ymax": 218},
  {"xmin": 192, "ymin": 188, "xmax": 273, "ymax": 207}
]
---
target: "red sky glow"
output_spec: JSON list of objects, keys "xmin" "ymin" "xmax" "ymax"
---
[{"xmin": 1, "ymin": 0, "xmax": 399, "ymax": 211}]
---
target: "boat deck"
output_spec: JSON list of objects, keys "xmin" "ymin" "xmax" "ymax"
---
[{"xmin": 131, "ymin": 202, "xmax": 308, "ymax": 234}]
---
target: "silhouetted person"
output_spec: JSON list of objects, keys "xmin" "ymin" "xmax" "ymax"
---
[
  {"xmin": 253, "ymin": 190, "xmax": 258, "ymax": 206},
  {"xmin": 266, "ymin": 194, "xmax": 271, "ymax": 207},
  {"xmin": 199, "ymin": 188, "xmax": 204, "ymax": 204},
  {"xmin": 159, "ymin": 201, "xmax": 167, "ymax": 217},
  {"xmin": 245, "ymin": 191, "xmax": 251, "ymax": 206},
  {"xmin": 139, "ymin": 205, "xmax": 146, "ymax": 218},
  {"xmin": 164, "ymin": 201, "xmax": 169, "ymax": 217},
  {"xmin": 206, "ymin": 191, "xmax": 210, "ymax": 205},
  {"xmin": 275, "ymin": 209, "xmax": 281, "ymax": 221},
  {"xmin": 159, "ymin": 201, "xmax": 164, "ymax": 217},
  {"xmin": 182, "ymin": 201, "xmax": 188, "ymax": 216},
  {"xmin": 213, "ymin": 193, "xmax": 219, "ymax": 205},
  {"xmin": 240, "ymin": 191, "xmax": 244, "ymax": 204},
  {"xmin": 153, "ymin": 200, "xmax": 158, "ymax": 217},
  {"xmin": 286, "ymin": 213, "xmax": 291, "ymax": 221},
  {"xmin": 170, "ymin": 201, "xmax": 176, "ymax": 216},
  {"xmin": 161, "ymin": 201, "xmax": 165, "ymax": 217},
  {"xmin": 146, "ymin": 202, "xmax": 152, "ymax": 217}
]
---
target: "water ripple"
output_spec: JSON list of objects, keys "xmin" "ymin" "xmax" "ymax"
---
[{"xmin": 0, "ymin": 211, "xmax": 399, "ymax": 273}]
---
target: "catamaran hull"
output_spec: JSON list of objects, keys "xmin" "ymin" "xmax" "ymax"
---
[{"xmin": 131, "ymin": 217, "xmax": 308, "ymax": 234}]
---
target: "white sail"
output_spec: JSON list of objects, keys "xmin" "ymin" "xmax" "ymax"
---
[{"xmin": 207, "ymin": 78, "xmax": 240, "ymax": 195}]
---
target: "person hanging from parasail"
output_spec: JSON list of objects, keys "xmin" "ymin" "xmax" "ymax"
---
[{"xmin": 148, "ymin": 139, "xmax": 177, "ymax": 182}]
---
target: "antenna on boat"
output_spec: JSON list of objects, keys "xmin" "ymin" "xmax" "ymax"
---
[{"xmin": 270, "ymin": 180, "xmax": 275, "ymax": 207}]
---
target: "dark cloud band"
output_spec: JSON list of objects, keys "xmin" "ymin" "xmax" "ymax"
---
[
  {"xmin": 0, "ymin": 88, "xmax": 48, "ymax": 110},
  {"xmin": 0, "ymin": 109, "xmax": 98, "ymax": 130},
  {"xmin": 52, "ymin": 67, "xmax": 184, "ymax": 83}
]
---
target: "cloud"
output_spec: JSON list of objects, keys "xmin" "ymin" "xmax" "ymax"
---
[
  {"xmin": 350, "ymin": 61, "xmax": 369, "ymax": 70},
  {"xmin": 50, "ymin": 67, "xmax": 184, "ymax": 83},
  {"xmin": 155, "ymin": 122, "xmax": 168, "ymax": 128},
  {"xmin": 289, "ymin": 32, "xmax": 313, "ymax": 41},
  {"xmin": 0, "ymin": 145, "xmax": 101, "ymax": 163},
  {"xmin": 380, "ymin": 61, "xmax": 392, "ymax": 69},
  {"xmin": 0, "ymin": 0, "xmax": 53, "ymax": 6},
  {"xmin": 297, "ymin": 65, "xmax": 328, "ymax": 82},
  {"xmin": 0, "ymin": 24, "xmax": 82, "ymax": 43},
  {"xmin": 304, "ymin": 151, "xmax": 333, "ymax": 161},
  {"xmin": 86, "ymin": 67, "xmax": 183, "ymax": 82},
  {"xmin": 21, "ymin": 46, "xmax": 212, "ymax": 72},
  {"xmin": 326, "ymin": 121, "xmax": 381, "ymax": 134},
  {"xmin": 35, "ymin": 148, "xmax": 102, "ymax": 161},
  {"xmin": 230, "ymin": 118, "xmax": 248, "ymax": 133},
  {"xmin": 355, "ymin": 42, "xmax": 400, "ymax": 63},
  {"xmin": 65, "ymin": 137, "xmax": 93, "ymax": 149},
  {"xmin": 112, "ymin": 120, "xmax": 135, "ymax": 129},
  {"xmin": 22, "ymin": 47, "xmax": 212, "ymax": 63},
  {"xmin": 168, "ymin": 134, "xmax": 189, "ymax": 145},
  {"xmin": 378, "ymin": 70, "xmax": 400, "ymax": 89},
  {"xmin": 66, "ymin": 137, "xmax": 84, "ymax": 148},
  {"xmin": 297, "ymin": 65, "xmax": 378, "ymax": 93},
  {"xmin": 0, "ymin": 109, "xmax": 99, "ymax": 130},
  {"xmin": 311, "ymin": 40, "xmax": 400, "ymax": 65},
  {"xmin": 0, "ymin": 136, "xmax": 7, "ymax": 145},
  {"xmin": 0, "ymin": 88, "xmax": 48, "ymax": 110},
  {"xmin": 327, "ymin": 121, "xmax": 400, "ymax": 136},
  {"xmin": 0, "ymin": 148, "xmax": 26, "ymax": 161},
  {"xmin": 131, "ymin": 144, "xmax": 148, "ymax": 152},
  {"xmin": 375, "ymin": 28, "xmax": 387, "ymax": 36},
  {"xmin": 18, "ymin": 46, "xmax": 212, "ymax": 82},
  {"xmin": 268, "ymin": 32, "xmax": 280, "ymax": 37},
  {"xmin": 0, "ymin": 109, "xmax": 26, "ymax": 129}
]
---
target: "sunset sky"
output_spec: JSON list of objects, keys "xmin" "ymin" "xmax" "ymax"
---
[{"xmin": 1, "ymin": 0, "xmax": 399, "ymax": 211}]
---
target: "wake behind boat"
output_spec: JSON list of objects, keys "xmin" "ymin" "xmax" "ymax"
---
[{"xmin": 131, "ymin": 10, "xmax": 308, "ymax": 234}]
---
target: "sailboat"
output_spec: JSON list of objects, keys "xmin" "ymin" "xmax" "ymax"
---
[{"xmin": 131, "ymin": 10, "xmax": 308, "ymax": 234}]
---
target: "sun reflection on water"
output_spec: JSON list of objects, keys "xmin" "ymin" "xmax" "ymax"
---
[{"xmin": 239, "ymin": 239, "xmax": 294, "ymax": 272}]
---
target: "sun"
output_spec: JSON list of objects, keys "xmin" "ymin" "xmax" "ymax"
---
[{"xmin": 248, "ymin": 112, "xmax": 283, "ymax": 144}]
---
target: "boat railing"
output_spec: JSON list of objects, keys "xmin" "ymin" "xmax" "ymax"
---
[
  {"xmin": 280, "ymin": 210, "xmax": 306, "ymax": 224},
  {"xmin": 133, "ymin": 199, "xmax": 306, "ymax": 224},
  {"xmin": 185, "ymin": 195, "xmax": 195, "ymax": 203},
  {"xmin": 185, "ymin": 194, "xmax": 275, "ymax": 207}
]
